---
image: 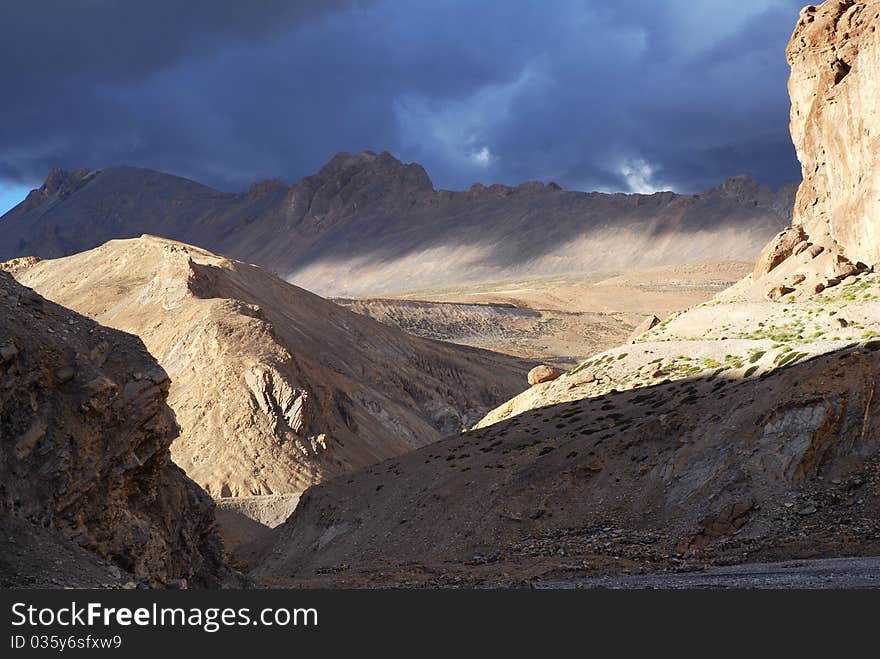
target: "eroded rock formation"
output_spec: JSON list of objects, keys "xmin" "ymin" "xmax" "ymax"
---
[{"xmin": 787, "ymin": 1, "xmax": 880, "ymax": 262}]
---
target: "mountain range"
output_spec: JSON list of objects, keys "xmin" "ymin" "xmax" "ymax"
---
[{"xmin": 0, "ymin": 154, "xmax": 796, "ymax": 296}]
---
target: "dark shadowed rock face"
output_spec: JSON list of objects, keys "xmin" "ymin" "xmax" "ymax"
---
[
  {"xmin": 0, "ymin": 153, "xmax": 795, "ymax": 295},
  {"xmin": 19, "ymin": 167, "xmax": 97, "ymax": 212},
  {"xmin": 0, "ymin": 271, "xmax": 226, "ymax": 586}
]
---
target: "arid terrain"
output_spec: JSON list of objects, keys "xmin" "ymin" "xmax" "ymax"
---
[
  {"xmin": 337, "ymin": 261, "xmax": 752, "ymax": 363},
  {"xmin": 0, "ymin": 270, "xmax": 231, "ymax": 588},
  {"xmin": 2, "ymin": 0, "xmax": 880, "ymax": 591},
  {"xmin": 252, "ymin": 263, "xmax": 880, "ymax": 586}
]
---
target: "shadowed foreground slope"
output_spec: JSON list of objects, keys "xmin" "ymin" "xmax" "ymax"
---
[{"xmin": 253, "ymin": 344, "xmax": 880, "ymax": 587}]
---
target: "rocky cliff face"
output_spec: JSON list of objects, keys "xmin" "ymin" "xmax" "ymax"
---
[
  {"xmin": 0, "ymin": 271, "xmax": 226, "ymax": 586},
  {"xmin": 7, "ymin": 236, "xmax": 530, "ymax": 499},
  {"xmin": 0, "ymin": 154, "xmax": 795, "ymax": 296},
  {"xmin": 787, "ymin": 1, "xmax": 880, "ymax": 262}
]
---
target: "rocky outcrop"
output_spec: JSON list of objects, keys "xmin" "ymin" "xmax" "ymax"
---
[
  {"xmin": 7, "ymin": 236, "xmax": 529, "ymax": 499},
  {"xmin": 628, "ymin": 314, "xmax": 661, "ymax": 342},
  {"xmin": 745, "ymin": 1, "xmax": 880, "ymax": 296},
  {"xmin": 766, "ymin": 284, "xmax": 795, "ymax": 301},
  {"xmin": 753, "ymin": 227, "xmax": 807, "ymax": 279},
  {"xmin": 787, "ymin": 1, "xmax": 880, "ymax": 263},
  {"xmin": 0, "ymin": 155, "xmax": 795, "ymax": 296},
  {"xmin": 288, "ymin": 151, "xmax": 434, "ymax": 236},
  {"xmin": 0, "ymin": 271, "xmax": 226, "ymax": 586},
  {"xmin": 17, "ymin": 167, "xmax": 97, "ymax": 214}
]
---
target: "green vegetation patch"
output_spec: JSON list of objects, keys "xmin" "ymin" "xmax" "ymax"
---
[{"xmin": 748, "ymin": 351, "xmax": 766, "ymax": 364}]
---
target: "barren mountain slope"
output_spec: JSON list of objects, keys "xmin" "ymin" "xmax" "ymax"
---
[
  {"xmin": 0, "ymin": 270, "xmax": 226, "ymax": 587},
  {"xmin": 254, "ymin": 339, "xmax": 880, "ymax": 587},
  {"xmin": 7, "ymin": 236, "xmax": 529, "ymax": 500},
  {"xmin": 254, "ymin": 263, "xmax": 880, "ymax": 586},
  {"xmin": 477, "ymin": 262, "xmax": 879, "ymax": 428},
  {"xmin": 0, "ymin": 155, "xmax": 794, "ymax": 296}
]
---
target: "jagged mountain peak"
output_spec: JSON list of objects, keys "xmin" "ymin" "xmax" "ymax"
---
[
  {"xmin": 303, "ymin": 149, "xmax": 435, "ymax": 193},
  {"xmin": 16, "ymin": 166, "xmax": 98, "ymax": 213}
]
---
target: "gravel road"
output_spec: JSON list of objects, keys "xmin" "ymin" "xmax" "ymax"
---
[{"xmin": 536, "ymin": 557, "xmax": 880, "ymax": 589}]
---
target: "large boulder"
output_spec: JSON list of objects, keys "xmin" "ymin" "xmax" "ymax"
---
[
  {"xmin": 527, "ymin": 365, "xmax": 564, "ymax": 386},
  {"xmin": 831, "ymin": 253, "xmax": 862, "ymax": 279},
  {"xmin": 752, "ymin": 227, "xmax": 807, "ymax": 280}
]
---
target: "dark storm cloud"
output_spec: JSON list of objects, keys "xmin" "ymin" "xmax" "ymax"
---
[
  {"xmin": 0, "ymin": 0, "xmax": 805, "ymax": 196},
  {"xmin": 0, "ymin": 0, "xmax": 372, "ymax": 183}
]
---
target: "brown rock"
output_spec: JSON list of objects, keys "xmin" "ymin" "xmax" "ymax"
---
[
  {"xmin": 0, "ymin": 341, "xmax": 18, "ymax": 362},
  {"xmin": 752, "ymin": 226, "xmax": 807, "ymax": 280},
  {"xmin": 628, "ymin": 314, "xmax": 661, "ymax": 342},
  {"xmin": 831, "ymin": 254, "xmax": 860, "ymax": 279},
  {"xmin": 766, "ymin": 285, "xmax": 794, "ymax": 301},
  {"xmin": 789, "ymin": 273, "xmax": 807, "ymax": 286},
  {"xmin": 567, "ymin": 370, "xmax": 597, "ymax": 389},
  {"xmin": 807, "ymin": 244, "xmax": 825, "ymax": 259},
  {"xmin": 527, "ymin": 365, "xmax": 564, "ymax": 386},
  {"xmin": 793, "ymin": 241, "xmax": 812, "ymax": 255},
  {"xmin": 54, "ymin": 366, "xmax": 75, "ymax": 383}
]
